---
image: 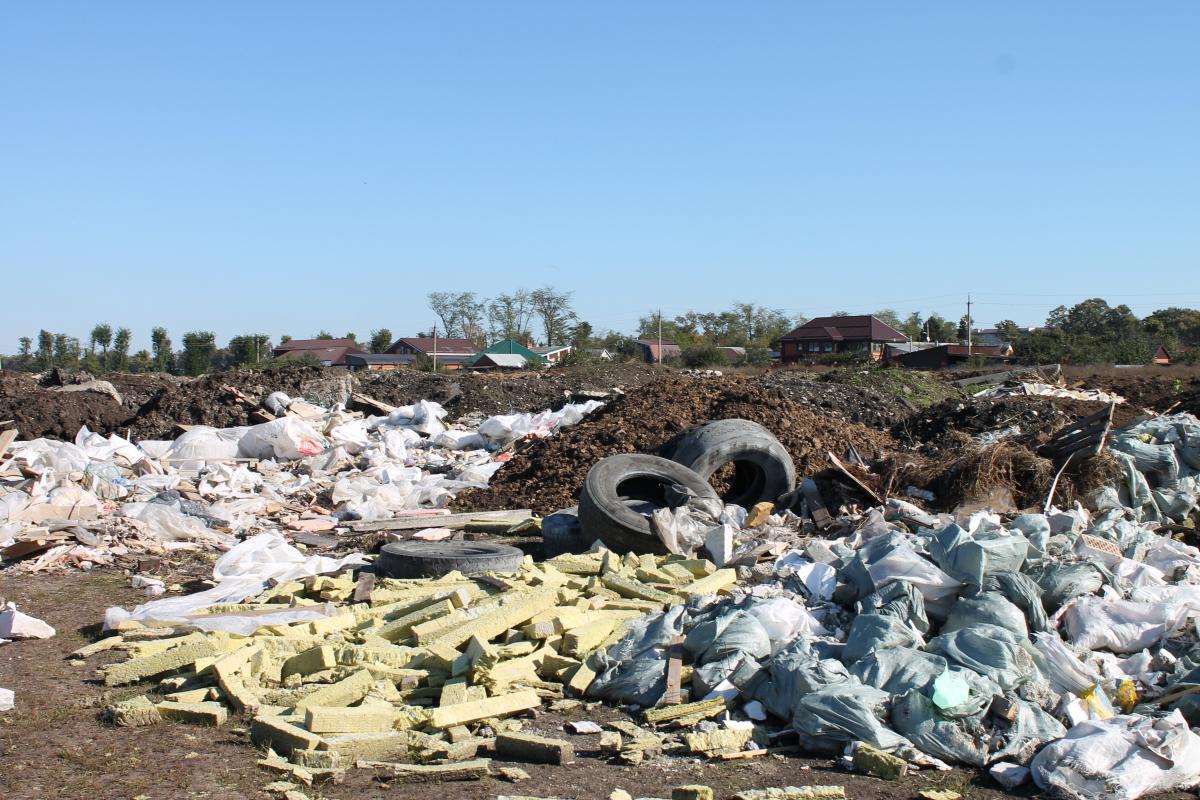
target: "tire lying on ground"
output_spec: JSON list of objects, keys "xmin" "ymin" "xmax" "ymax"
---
[
  {"xmin": 376, "ymin": 541, "xmax": 525, "ymax": 579},
  {"xmin": 658, "ymin": 418, "xmax": 796, "ymax": 508},
  {"xmin": 578, "ymin": 453, "xmax": 722, "ymax": 555}
]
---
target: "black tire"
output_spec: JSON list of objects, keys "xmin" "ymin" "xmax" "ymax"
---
[
  {"xmin": 577, "ymin": 453, "xmax": 721, "ymax": 555},
  {"xmin": 376, "ymin": 541, "xmax": 525, "ymax": 579},
  {"xmin": 659, "ymin": 419, "xmax": 796, "ymax": 507}
]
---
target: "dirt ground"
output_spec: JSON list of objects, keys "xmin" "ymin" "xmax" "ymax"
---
[{"xmin": 1, "ymin": 564, "xmax": 1053, "ymax": 800}]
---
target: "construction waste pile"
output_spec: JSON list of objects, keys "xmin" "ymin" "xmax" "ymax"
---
[
  {"xmin": 5, "ymin": 375, "xmax": 1200, "ymax": 800},
  {"xmin": 0, "ymin": 392, "xmax": 604, "ymax": 572}
]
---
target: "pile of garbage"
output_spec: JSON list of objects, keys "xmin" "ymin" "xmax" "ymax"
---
[
  {"xmin": 570, "ymin": 412, "xmax": 1200, "ymax": 800},
  {"xmin": 0, "ymin": 391, "xmax": 604, "ymax": 572}
]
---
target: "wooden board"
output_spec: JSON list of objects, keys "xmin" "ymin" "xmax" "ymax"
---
[{"xmin": 345, "ymin": 509, "xmax": 533, "ymax": 533}]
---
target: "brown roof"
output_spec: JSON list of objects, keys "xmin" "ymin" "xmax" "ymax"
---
[
  {"xmin": 389, "ymin": 337, "xmax": 479, "ymax": 355},
  {"xmin": 780, "ymin": 315, "xmax": 907, "ymax": 343},
  {"xmin": 275, "ymin": 337, "xmax": 361, "ymax": 352},
  {"xmin": 274, "ymin": 345, "xmax": 364, "ymax": 366}
]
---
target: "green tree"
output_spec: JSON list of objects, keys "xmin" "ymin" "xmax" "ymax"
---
[
  {"xmin": 530, "ymin": 286, "xmax": 576, "ymax": 345},
  {"xmin": 681, "ymin": 342, "xmax": 726, "ymax": 367},
  {"xmin": 109, "ymin": 327, "xmax": 131, "ymax": 371},
  {"xmin": 228, "ymin": 334, "xmax": 272, "ymax": 367},
  {"xmin": 37, "ymin": 330, "xmax": 54, "ymax": 370},
  {"xmin": 570, "ymin": 320, "xmax": 594, "ymax": 349},
  {"xmin": 1144, "ymin": 307, "xmax": 1200, "ymax": 347},
  {"xmin": 899, "ymin": 312, "xmax": 924, "ymax": 341},
  {"xmin": 313, "ymin": 330, "xmax": 334, "ymax": 340},
  {"xmin": 369, "ymin": 328, "xmax": 394, "ymax": 354},
  {"xmin": 957, "ymin": 316, "xmax": 970, "ymax": 342},
  {"xmin": 129, "ymin": 350, "xmax": 153, "ymax": 373},
  {"xmin": 343, "ymin": 332, "xmax": 358, "ymax": 341},
  {"xmin": 279, "ymin": 334, "xmax": 292, "ymax": 344},
  {"xmin": 923, "ymin": 313, "xmax": 956, "ymax": 342},
  {"xmin": 89, "ymin": 323, "xmax": 112, "ymax": 358},
  {"xmin": 151, "ymin": 327, "xmax": 173, "ymax": 372},
  {"xmin": 428, "ymin": 291, "xmax": 487, "ymax": 341},
  {"xmin": 873, "ymin": 308, "xmax": 902, "ymax": 329},
  {"xmin": 53, "ymin": 334, "xmax": 81, "ymax": 368},
  {"xmin": 488, "ymin": 291, "xmax": 535, "ymax": 342},
  {"xmin": 994, "ymin": 319, "xmax": 1022, "ymax": 343},
  {"xmin": 181, "ymin": 331, "xmax": 217, "ymax": 376}
]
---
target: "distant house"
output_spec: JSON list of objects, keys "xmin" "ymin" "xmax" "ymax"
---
[
  {"xmin": 470, "ymin": 353, "xmax": 529, "ymax": 371},
  {"xmin": 344, "ymin": 353, "xmax": 416, "ymax": 372},
  {"xmin": 717, "ymin": 346, "xmax": 746, "ymax": 364},
  {"xmin": 273, "ymin": 338, "xmax": 366, "ymax": 367},
  {"xmin": 534, "ymin": 345, "xmax": 573, "ymax": 365},
  {"xmin": 385, "ymin": 336, "xmax": 478, "ymax": 370},
  {"xmin": 468, "ymin": 339, "xmax": 545, "ymax": 370},
  {"xmin": 1153, "ymin": 345, "xmax": 1171, "ymax": 365},
  {"xmin": 634, "ymin": 339, "xmax": 682, "ymax": 363},
  {"xmin": 893, "ymin": 344, "xmax": 1012, "ymax": 370},
  {"xmin": 778, "ymin": 315, "xmax": 907, "ymax": 363},
  {"xmin": 972, "ymin": 326, "xmax": 1033, "ymax": 346}
]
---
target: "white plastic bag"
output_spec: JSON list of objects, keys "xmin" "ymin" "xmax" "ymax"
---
[
  {"xmin": 1060, "ymin": 595, "xmax": 1188, "ymax": 654},
  {"xmin": 1031, "ymin": 711, "xmax": 1200, "ymax": 800},
  {"xmin": 238, "ymin": 417, "xmax": 326, "ymax": 460}
]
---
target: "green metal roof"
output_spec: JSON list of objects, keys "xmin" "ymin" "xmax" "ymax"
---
[{"xmin": 468, "ymin": 338, "xmax": 546, "ymax": 366}]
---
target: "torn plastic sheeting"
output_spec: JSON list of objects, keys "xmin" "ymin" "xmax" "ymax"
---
[
  {"xmin": 0, "ymin": 603, "xmax": 57, "ymax": 639},
  {"xmin": 119, "ymin": 502, "xmax": 237, "ymax": 548},
  {"xmin": 381, "ymin": 400, "xmax": 448, "ymax": 437},
  {"xmin": 1060, "ymin": 595, "xmax": 1188, "ymax": 654},
  {"xmin": 894, "ymin": 687, "xmax": 1065, "ymax": 768},
  {"xmin": 925, "ymin": 623, "xmax": 1038, "ymax": 692},
  {"xmin": 847, "ymin": 533, "xmax": 963, "ymax": 617},
  {"xmin": 1032, "ymin": 632, "xmax": 1102, "ymax": 696},
  {"xmin": 942, "ymin": 592, "xmax": 1029, "ymax": 639},
  {"xmin": 104, "ymin": 532, "xmax": 366, "ymax": 630},
  {"xmin": 1035, "ymin": 561, "xmax": 1110, "ymax": 613},
  {"xmin": 744, "ymin": 639, "xmax": 851, "ymax": 720},
  {"xmin": 587, "ymin": 606, "xmax": 687, "ymax": 706},
  {"xmin": 238, "ymin": 417, "xmax": 327, "ymax": 461},
  {"xmin": 857, "ymin": 580, "xmax": 930, "ymax": 634},
  {"xmin": 1031, "ymin": 710, "xmax": 1200, "ymax": 800},
  {"xmin": 1110, "ymin": 436, "xmax": 1181, "ymax": 491},
  {"xmin": 775, "ymin": 555, "xmax": 837, "ymax": 601},
  {"xmin": 981, "ymin": 571, "xmax": 1049, "ymax": 633},
  {"xmin": 744, "ymin": 597, "xmax": 828, "ymax": 650},
  {"xmin": 476, "ymin": 400, "xmax": 604, "ymax": 448},
  {"xmin": 684, "ymin": 609, "xmax": 772, "ymax": 664},
  {"xmin": 7, "ymin": 437, "xmax": 92, "ymax": 474},
  {"xmin": 843, "ymin": 613, "xmax": 923, "ymax": 664},
  {"xmin": 791, "ymin": 682, "xmax": 915, "ymax": 755},
  {"xmin": 75, "ymin": 426, "xmax": 144, "ymax": 466},
  {"xmin": 850, "ymin": 647, "xmax": 947, "ymax": 695},
  {"xmin": 929, "ymin": 524, "xmax": 1028, "ymax": 587}
]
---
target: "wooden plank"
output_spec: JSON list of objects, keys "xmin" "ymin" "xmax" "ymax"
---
[
  {"xmin": 799, "ymin": 478, "xmax": 833, "ymax": 530},
  {"xmin": 345, "ymin": 509, "xmax": 533, "ymax": 533},
  {"xmin": 0, "ymin": 428, "xmax": 18, "ymax": 460},
  {"xmin": 662, "ymin": 635, "xmax": 684, "ymax": 706},
  {"xmin": 827, "ymin": 452, "xmax": 882, "ymax": 505}
]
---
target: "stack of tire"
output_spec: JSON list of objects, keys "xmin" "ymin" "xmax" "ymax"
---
[
  {"xmin": 574, "ymin": 418, "xmax": 796, "ymax": 555},
  {"xmin": 377, "ymin": 418, "xmax": 797, "ymax": 577}
]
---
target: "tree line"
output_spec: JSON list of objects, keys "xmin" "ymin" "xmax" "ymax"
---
[
  {"xmin": 3, "ymin": 326, "xmax": 402, "ymax": 376},
  {"xmin": 6, "ymin": 297, "xmax": 1199, "ymax": 375}
]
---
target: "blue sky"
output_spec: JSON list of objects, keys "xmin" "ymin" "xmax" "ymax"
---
[{"xmin": 2, "ymin": 1, "xmax": 1198, "ymax": 351}]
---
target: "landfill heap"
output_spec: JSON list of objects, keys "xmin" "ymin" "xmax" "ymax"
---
[
  {"xmin": 0, "ymin": 391, "xmax": 604, "ymax": 572},
  {"xmin": 53, "ymin": 404, "xmax": 1200, "ymax": 800}
]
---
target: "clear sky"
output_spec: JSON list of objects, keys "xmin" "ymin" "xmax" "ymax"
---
[{"xmin": 2, "ymin": 1, "xmax": 1197, "ymax": 351}]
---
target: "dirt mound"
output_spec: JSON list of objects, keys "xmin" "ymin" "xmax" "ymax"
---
[
  {"xmin": 356, "ymin": 363, "xmax": 665, "ymax": 420},
  {"xmin": 894, "ymin": 395, "xmax": 1146, "ymax": 452},
  {"xmin": 758, "ymin": 370, "xmax": 917, "ymax": 429},
  {"xmin": 0, "ymin": 371, "xmax": 132, "ymax": 440},
  {"xmin": 454, "ymin": 375, "xmax": 897, "ymax": 516}
]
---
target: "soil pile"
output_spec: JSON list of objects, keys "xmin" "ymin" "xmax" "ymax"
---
[
  {"xmin": 894, "ymin": 395, "xmax": 1145, "ymax": 451},
  {"xmin": 455, "ymin": 375, "xmax": 897, "ymax": 515},
  {"xmin": 759, "ymin": 371, "xmax": 916, "ymax": 429}
]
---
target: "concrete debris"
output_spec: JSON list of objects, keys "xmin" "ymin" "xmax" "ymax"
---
[
  {"xmin": 918, "ymin": 791, "xmax": 961, "ymax": 800},
  {"xmin": 672, "ymin": 787, "xmax": 714, "ymax": 800},
  {"xmin": 852, "ymin": 742, "xmax": 908, "ymax": 780},
  {"xmin": 732, "ymin": 789, "xmax": 846, "ymax": 800},
  {"xmin": 498, "ymin": 766, "xmax": 531, "ymax": 782}
]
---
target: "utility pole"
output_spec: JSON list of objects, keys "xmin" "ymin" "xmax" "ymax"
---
[
  {"xmin": 966, "ymin": 294, "xmax": 973, "ymax": 356},
  {"xmin": 657, "ymin": 309, "xmax": 663, "ymax": 364},
  {"xmin": 432, "ymin": 324, "xmax": 438, "ymax": 372}
]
